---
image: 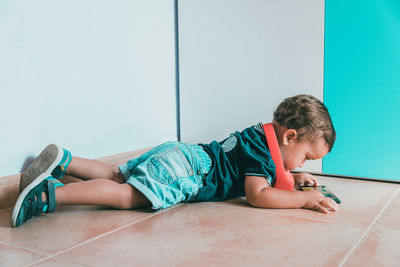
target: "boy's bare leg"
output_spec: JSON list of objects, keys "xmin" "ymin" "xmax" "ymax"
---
[
  {"xmin": 64, "ymin": 157, "xmax": 124, "ymax": 183},
  {"xmin": 59, "ymin": 175, "xmax": 84, "ymax": 184},
  {"xmin": 13, "ymin": 158, "xmax": 149, "ymax": 227},
  {"xmin": 55, "ymin": 179, "xmax": 151, "ymax": 209}
]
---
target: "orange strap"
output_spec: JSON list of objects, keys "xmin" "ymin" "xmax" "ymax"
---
[{"xmin": 263, "ymin": 123, "xmax": 294, "ymax": 191}]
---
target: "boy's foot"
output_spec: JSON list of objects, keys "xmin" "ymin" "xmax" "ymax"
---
[
  {"xmin": 20, "ymin": 144, "xmax": 71, "ymax": 192},
  {"xmin": 12, "ymin": 173, "xmax": 62, "ymax": 227}
]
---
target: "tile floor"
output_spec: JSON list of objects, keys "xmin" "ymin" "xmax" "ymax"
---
[{"xmin": 1, "ymin": 151, "xmax": 399, "ymax": 266}]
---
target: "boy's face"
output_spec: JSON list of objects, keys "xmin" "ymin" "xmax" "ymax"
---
[{"xmin": 279, "ymin": 130, "xmax": 329, "ymax": 171}]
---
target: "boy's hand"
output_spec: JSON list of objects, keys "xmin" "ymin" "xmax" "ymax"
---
[
  {"xmin": 293, "ymin": 172, "xmax": 318, "ymax": 186},
  {"xmin": 302, "ymin": 191, "xmax": 339, "ymax": 214}
]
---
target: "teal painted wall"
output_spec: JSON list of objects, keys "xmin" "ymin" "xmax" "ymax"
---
[{"xmin": 323, "ymin": 0, "xmax": 400, "ymax": 180}]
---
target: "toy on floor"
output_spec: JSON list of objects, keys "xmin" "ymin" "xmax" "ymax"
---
[{"xmin": 295, "ymin": 185, "xmax": 341, "ymax": 204}]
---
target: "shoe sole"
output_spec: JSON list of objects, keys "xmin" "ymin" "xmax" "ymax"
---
[
  {"xmin": 12, "ymin": 173, "xmax": 50, "ymax": 227},
  {"xmin": 20, "ymin": 144, "xmax": 64, "ymax": 192}
]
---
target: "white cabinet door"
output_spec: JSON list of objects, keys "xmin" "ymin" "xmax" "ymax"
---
[
  {"xmin": 178, "ymin": 0, "xmax": 325, "ymax": 172},
  {"xmin": 0, "ymin": 0, "xmax": 176, "ymax": 176}
]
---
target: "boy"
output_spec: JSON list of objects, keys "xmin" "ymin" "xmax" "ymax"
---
[{"xmin": 12, "ymin": 94, "xmax": 338, "ymax": 227}]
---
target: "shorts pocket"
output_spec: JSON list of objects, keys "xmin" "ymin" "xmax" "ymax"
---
[{"xmin": 148, "ymin": 146, "xmax": 194, "ymax": 185}]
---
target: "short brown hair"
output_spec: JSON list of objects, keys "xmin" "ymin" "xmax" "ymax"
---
[{"xmin": 273, "ymin": 94, "xmax": 336, "ymax": 151}]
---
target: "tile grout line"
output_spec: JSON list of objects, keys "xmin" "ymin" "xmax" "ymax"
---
[
  {"xmin": 0, "ymin": 240, "xmax": 47, "ymax": 257},
  {"xmin": 23, "ymin": 257, "xmax": 91, "ymax": 267},
  {"xmin": 0, "ymin": 182, "xmax": 19, "ymax": 186},
  {"xmin": 0, "ymin": 207, "xmax": 13, "ymax": 213},
  {"xmin": 206, "ymin": 202, "xmax": 355, "ymax": 226},
  {"xmin": 338, "ymin": 187, "xmax": 400, "ymax": 267},
  {"xmin": 25, "ymin": 204, "xmax": 183, "ymax": 267}
]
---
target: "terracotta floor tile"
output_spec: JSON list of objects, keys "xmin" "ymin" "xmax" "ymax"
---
[
  {"xmin": 370, "ymin": 188, "xmax": 400, "ymax": 231},
  {"xmin": 1, "ymin": 175, "xmax": 399, "ymax": 266},
  {"xmin": 56, "ymin": 203, "xmax": 364, "ymax": 267},
  {"xmin": 0, "ymin": 174, "xmax": 21, "ymax": 186},
  {"xmin": 0, "ymin": 174, "xmax": 20, "ymax": 210},
  {"xmin": 30, "ymin": 257, "xmax": 88, "ymax": 267},
  {"xmin": 0, "ymin": 205, "xmax": 155, "ymax": 255},
  {"xmin": 0, "ymin": 242, "xmax": 45, "ymax": 267},
  {"xmin": 344, "ymin": 229, "xmax": 400, "ymax": 267},
  {"xmin": 0, "ymin": 183, "xmax": 19, "ymax": 210},
  {"xmin": 344, "ymin": 189, "xmax": 400, "ymax": 266},
  {"xmin": 215, "ymin": 177, "xmax": 400, "ymax": 227}
]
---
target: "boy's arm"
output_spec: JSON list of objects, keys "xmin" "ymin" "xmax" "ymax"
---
[{"xmin": 244, "ymin": 176, "xmax": 338, "ymax": 214}]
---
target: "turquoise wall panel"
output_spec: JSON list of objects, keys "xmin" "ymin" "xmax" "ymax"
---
[{"xmin": 323, "ymin": 0, "xmax": 400, "ymax": 180}]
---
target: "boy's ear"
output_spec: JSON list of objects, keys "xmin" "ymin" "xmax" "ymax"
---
[{"xmin": 283, "ymin": 129, "xmax": 298, "ymax": 145}]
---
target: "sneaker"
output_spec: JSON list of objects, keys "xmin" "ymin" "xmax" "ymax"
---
[
  {"xmin": 12, "ymin": 173, "xmax": 61, "ymax": 227},
  {"xmin": 20, "ymin": 144, "xmax": 71, "ymax": 192}
]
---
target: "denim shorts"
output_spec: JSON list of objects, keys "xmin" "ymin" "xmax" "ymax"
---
[{"xmin": 118, "ymin": 141, "xmax": 212, "ymax": 210}]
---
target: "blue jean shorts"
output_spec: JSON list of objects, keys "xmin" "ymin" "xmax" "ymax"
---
[{"xmin": 118, "ymin": 141, "xmax": 212, "ymax": 210}]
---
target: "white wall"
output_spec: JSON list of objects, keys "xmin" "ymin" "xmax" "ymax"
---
[
  {"xmin": 178, "ymin": 0, "xmax": 325, "ymax": 172},
  {"xmin": 0, "ymin": 0, "xmax": 177, "ymax": 176},
  {"xmin": 0, "ymin": 0, "xmax": 326, "ymax": 176}
]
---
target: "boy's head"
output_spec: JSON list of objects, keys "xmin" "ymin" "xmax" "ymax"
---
[{"xmin": 273, "ymin": 94, "xmax": 336, "ymax": 170}]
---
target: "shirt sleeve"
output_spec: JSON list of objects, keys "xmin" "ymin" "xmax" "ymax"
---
[
  {"xmin": 239, "ymin": 127, "xmax": 276, "ymax": 186},
  {"xmin": 243, "ymin": 154, "xmax": 275, "ymax": 186}
]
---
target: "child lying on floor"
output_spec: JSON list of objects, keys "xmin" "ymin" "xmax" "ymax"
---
[{"xmin": 12, "ymin": 94, "xmax": 339, "ymax": 227}]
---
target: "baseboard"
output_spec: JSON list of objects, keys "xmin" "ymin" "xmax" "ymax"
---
[{"xmin": 292, "ymin": 170, "xmax": 400, "ymax": 184}]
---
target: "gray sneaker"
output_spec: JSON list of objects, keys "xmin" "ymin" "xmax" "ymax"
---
[{"xmin": 20, "ymin": 144, "xmax": 71, "ymax": 192}]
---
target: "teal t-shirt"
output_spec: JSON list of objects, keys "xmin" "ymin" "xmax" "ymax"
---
[{"xmin": 196, "ymin": 123, "xmax": 276, "ymax": 201}]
